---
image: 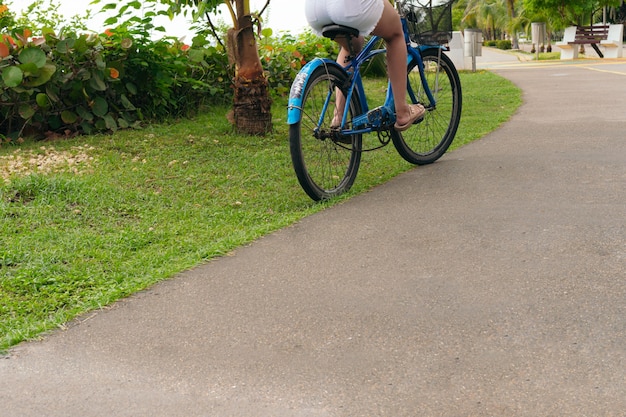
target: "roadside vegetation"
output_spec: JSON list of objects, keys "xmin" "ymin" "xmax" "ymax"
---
[
  {"xmin": 0, "ymin": 1, "xmax": 337, "ymax": 142},
  {"xmin": 460, "ymin": 0, "xmax": 625, "ymax": 53},
  {"xmin": 0, "ymin": 1, "xmax": 527, "ymax": 352},
  {"xmin": 1, "ymin": 71, "xmax": 521, "ymax": 352}
]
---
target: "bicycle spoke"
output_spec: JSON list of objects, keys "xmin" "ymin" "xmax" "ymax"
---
[
  {"xmin": 289, "ymin": 65, "xmax": 362, "ymax": 200},
  {"xmin": 391, "ymin": 49, "xmax": 462, "ymax": 165}
]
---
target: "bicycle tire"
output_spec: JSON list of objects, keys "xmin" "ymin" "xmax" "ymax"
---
[
  {"xmin": 392, "ymin": 48, "xmax": 462, "ymax": 165},
  {"xmin": 289, "ymin": 65, "xmax": 363, "ymax": 201}
]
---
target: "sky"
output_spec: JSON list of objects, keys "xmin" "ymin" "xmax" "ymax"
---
[{"xmin": 13, "ymin": 0, "xmax": 310, "ymax": 38}]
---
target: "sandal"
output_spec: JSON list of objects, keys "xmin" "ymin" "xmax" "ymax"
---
[{"xmin": 394, "ymin": 104, "xmax": 425, "ymax": 132}]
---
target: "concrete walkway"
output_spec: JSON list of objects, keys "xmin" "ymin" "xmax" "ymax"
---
[{"xmin": 1, "ymin": 51, "xmax": 625, "ymax": 417}]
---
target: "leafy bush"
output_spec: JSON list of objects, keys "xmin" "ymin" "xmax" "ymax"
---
[
  {"xmin": 496, "ymin": 39, "xmax": 512, "ymax": 50},
  {"xmin": 0, "ymin": 2, "xmax": 231, "ymax": 142},
  {"xmin": 259, "ymin": 29, "xmax": 337, "ymax": 97},
  {"xmin": 99, "ymin": 25, "xmax": 231, "ymax": 121},
  {"xmin": 0, "ymin": 0, "xmax": 344, "ymax": 141},
  {"xmin": 95, "ymin": 1, "xmax": 232, "ymax": 118},
  {"xmin": 483, "ymin": 39, "xmax": 512, "ymax": 50}
]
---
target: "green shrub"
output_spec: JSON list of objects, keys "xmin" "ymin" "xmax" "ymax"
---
[
  {"xmin": 1, "ymin": 1, "xmax": 351, "ymax": 141},
  {"xmin": 99, "ymin": 26, "xmax": 231, "ymax": 120},
  {"xmin": 0, "ymin": 29, "xmax": 107, "ymax": 140},
  {"xmin": 260, "ymin": 29, "xmax": 337, "ymax": 97},
  {"xmin": 0, "ymin": 2, "xmax": 231, "ymax": 142},
  {"xmin": 496, "ymin": 39, "xmax": 512, "ymax": 50}
]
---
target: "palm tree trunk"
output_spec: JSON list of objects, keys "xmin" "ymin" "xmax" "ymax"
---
[
  {"xmin": 161, "ymin": 0, "xmax": 273, "ymax": 135},
  {"xmin": 507, "ymin": 0, "xmax": 519, "ymax": 49},
  {"xmin": 228, "ymin": 12, "xmax": 272, "ymax": 135}
]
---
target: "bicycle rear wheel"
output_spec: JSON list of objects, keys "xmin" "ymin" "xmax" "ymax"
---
[
  {"xmin": 392, "ymin": 48, "xmax": 462, "ymax": 165},
  {"xmin": 289, "ymin": 65, "xmax": 363, "ymax": 201}
]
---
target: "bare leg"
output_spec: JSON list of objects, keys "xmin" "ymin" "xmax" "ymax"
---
[
  {"xmin": 332, "ymin": 36, "xmax": 364, "ymax": 127},
  {"xmin": 372, "ymin": 0, "xmax": 423, "ymax": 128}
]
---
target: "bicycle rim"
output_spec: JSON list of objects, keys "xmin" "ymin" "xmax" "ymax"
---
[
  {"xmin": 392, "ymin": 48, "xmax": 462, "ymax": 165},
  {"xmin": 289, "ymin": 65, "xmax": 363, "ymax": 201}
]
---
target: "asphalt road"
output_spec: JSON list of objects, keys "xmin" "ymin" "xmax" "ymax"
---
[{"xmin": 2, "ymin": 51, "xmax": 625, "ymax": 416}]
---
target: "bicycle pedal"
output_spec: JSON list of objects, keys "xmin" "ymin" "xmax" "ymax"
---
[{"xmin": 353, "ymin": 106, "xmax": 389, "ymax": 130}]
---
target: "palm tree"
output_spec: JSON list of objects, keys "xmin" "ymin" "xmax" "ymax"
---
[
  {"xmin": 463, "ymin": 0, "xmax": 508, "ymax": 40},
  {"xmin": 606, "ymin": 1, "xmax": 626, "ymax": 23},
  {"xmin": 523, "ymin": 0, "xmax": 623, "ymax": 27},
  {"xmin": 169, "ymin": 0, "xmax": 272, "ymax": 135},
  {"xmin": 505, "ymin": 0, "xmax": 520, "ymax": 48},
  {"xmin": 516, "ymin": 6, "xmax": 556, "ymax": 52}
]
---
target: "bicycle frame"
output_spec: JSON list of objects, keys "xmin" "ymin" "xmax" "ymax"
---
[
  {"xmin": 287, "ymin": 16, "xmax": 448, "ymax": 136},
  {"xmin": 288, "ymin": 1, "xmax": 461, "ymax": 201}
]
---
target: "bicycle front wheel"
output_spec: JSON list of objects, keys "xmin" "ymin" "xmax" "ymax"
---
[
  {"xmin": 289, "ymin": 65, "xmax": 363, "ymax": 201},
  {"xmin": 392, "ymin": 48, "xmax": 462, "ymax": 165}
]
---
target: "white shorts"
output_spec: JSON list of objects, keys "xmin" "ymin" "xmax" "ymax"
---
[{"xmin": 305, "ymin": 0, "xmax": 385, "ymax": 37}]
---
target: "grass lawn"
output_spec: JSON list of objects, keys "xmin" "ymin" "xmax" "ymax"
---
[{"xmin": 0, "ymin": 70, "xmax": 522, "ymax": 352}]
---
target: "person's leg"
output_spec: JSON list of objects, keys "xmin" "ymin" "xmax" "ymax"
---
[
  {"xmin": 331, "ymin": 36, "xmax": 364, "ymax": 128},
  {"xmin": 330, "ymin": 36, "xmax": 363, "ymax": 128},
  {"xmin": 371, "ymin": 0, "xmax": 424, "ymax": 128},
  {"xmin": 335, "ymin": 36, "xmax": 364, "ymax": 65}
]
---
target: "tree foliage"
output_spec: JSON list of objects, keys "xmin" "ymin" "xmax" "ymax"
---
[
  {"xmin": 0, "ymin": 1, "xmax": 15, "ymax": 31},
  {"xmin": 522, "ymin": 0, "xmax": 622, "ymax": 27},
  {"xmin": 459, "ymin": 0, "xmax": 625, "ymax": 42}
]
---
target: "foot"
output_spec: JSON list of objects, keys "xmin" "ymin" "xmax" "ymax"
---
[
  {"xmin": 330, "ymin": 109, "xmax": 341, "ymax": 130},
  {"xmin": 394, "ymin": 104, "xmax": 425, "ymax": 132}
]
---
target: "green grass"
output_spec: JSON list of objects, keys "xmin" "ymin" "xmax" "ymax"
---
[
  {"xmin": 537, "ymin": 52, "xmax": 561, "ymax": 60},
  {"xmin": 525, "ymin": 51, "xmax": 561, "ymax": 60},
  {"xmin": 514, "ymin": 48, "xmax": 559, "ymax": 61},
  {"xmin": 0, "ymin": 70, "xmax": 521, "ymax": 352}
]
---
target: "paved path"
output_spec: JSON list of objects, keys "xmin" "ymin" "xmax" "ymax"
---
[{"xmin": 2, "ymin": 52, "xmax": 625, "ymax": 417}]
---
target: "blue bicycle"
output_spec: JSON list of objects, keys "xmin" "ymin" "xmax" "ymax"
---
[{"xmin": 287, "ymin": 0, "xmax": 462, "ymax": 201}]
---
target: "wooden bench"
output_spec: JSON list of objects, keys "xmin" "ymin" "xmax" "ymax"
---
[{"xmin": 556, "ymin": 24, "xmax": 624, "ymax": 59}]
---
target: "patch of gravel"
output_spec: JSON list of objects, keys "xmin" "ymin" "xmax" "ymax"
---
[{"xmin": 0, "ymin": 145, "xmax": 97, "ymax": 183}]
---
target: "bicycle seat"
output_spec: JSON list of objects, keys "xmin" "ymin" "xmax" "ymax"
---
[{"xmin": 321, "ymin": 24, "xmax": 360, "ymax": 40}]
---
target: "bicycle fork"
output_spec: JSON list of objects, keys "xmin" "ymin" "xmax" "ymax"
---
[{"xmin": 407, "ymin": 46, "xmax": 441, "ymax": 109}]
